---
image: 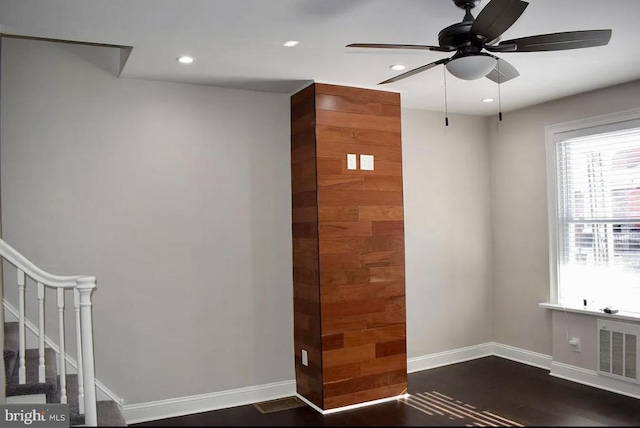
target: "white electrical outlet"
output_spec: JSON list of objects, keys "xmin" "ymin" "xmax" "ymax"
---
[
  {"xmin": 569, "ymin": 337, "xmax": 581, "ymax": 353},
  {"xmin": 360, "ymin": 154, "xmax": 374, "ymax": 171},
  {"xmin": 347, "ymin": 153, "xmax": 357, "ymax": 170},
  {"xmin": 301, "ymin": 349, "xmax": 308, "ymax": 366}
]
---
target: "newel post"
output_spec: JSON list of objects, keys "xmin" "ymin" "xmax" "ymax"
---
[{"xmin": 76, "ymin": 277, "xmax": 98, "ymax": 427}]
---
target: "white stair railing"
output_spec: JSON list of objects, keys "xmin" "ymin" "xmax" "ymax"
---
[
  {"xmin": 0, "ymin": 239, "xmax": 98, "ymax": 426},
  {"xmin": 17, "ymin": 269, "xmax": 26, "ymax": 384},
  {"xmin": 37, "ymin": 282, "xmax": 46, "ymax": 383},
  {"xmin": 74, "ymin": 288, "xmax": 85, "ymax": 415},
  {"xmin": 57, "ymin": 288, "xmax": 68, "ymax": 404}
]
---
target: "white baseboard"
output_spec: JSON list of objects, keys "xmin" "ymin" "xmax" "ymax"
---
[
  {"xmin": 406, "ymin": 342, "xmax": 552, "ymax": 374},
  {"xmin": 550, "ymin": 361, "xmax": 640, "ymax": 400},
  {"xmin": 3, "ymin": 299, "xmax": 124, "ymax": 407},
  {"xmin": 491, "ymin": 342, "xmax": 552, "ymax": 370},
  {"xmin": 124, "ymin": 381, "xmax": 409, "ymax": 423},
  {"xmin": 123, "ymin": 379, "xmax": 296, "ymax": 425},
  {"xmin": 407, "ymin": 342, "xmax": 493, "ymax": 373}
]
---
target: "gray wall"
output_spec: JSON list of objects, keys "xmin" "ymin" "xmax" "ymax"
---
[
  {"xmin": 402, "ymin": 109, "xmax": 493, "ymax": 356},
  {"xmin": 1, "ymin": 37, "xmax": 293, "ymax": 404},
  {"xmin": 490, "ymin": 79, "xmax": 640, "ymax": 358}
]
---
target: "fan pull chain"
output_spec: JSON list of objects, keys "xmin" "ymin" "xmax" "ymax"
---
[
  {"xmin": 497, "ymin": 60, "xmax": 503, "ymax": 122},
  {"xmin": 443, "ymin": 66, "xmax": 449, "ymax": 127}
]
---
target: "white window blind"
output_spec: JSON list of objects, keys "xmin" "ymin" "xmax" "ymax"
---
[{"xmin": 556, "ymin": 127, "xmax": 640, "ymax": 313}]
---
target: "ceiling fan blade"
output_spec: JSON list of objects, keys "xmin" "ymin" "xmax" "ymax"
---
[
  {"xmin": 487, "ymin": 35, "xmax": 502, "ymax": 46},
  {"xmin": 379, "ymin": 58, "xmax": 449, "ymax": 84},
  {"xmin": 491, "ymin": 29, "xmax": 612, "ymax": 52},
  {"xmin": 485, "ymin": 57, "xmax": 519, "ymax": 83},
  {"xmin": 471, "ymin": 0, "xmax": 529, "ymax": 43},
  {"xmin": 347, "ymin": 43, "xmax": 454, "ymax": 52}
]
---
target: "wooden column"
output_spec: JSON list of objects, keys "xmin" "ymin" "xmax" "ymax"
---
[{"xmin": 291, "ymin": 83, "xmax": 407, "ymax": 411}]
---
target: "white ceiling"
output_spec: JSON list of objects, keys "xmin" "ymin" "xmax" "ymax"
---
[{"xmin": 1, "ymin": 0, "xmax": 640, "ymax": 115}]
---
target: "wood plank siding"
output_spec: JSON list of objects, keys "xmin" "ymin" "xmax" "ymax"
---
[{"xmin": 291, "ymin": 83, "xmax": 407, "ymax": 411}]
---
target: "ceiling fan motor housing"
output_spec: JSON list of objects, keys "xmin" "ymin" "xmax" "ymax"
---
[
  {"xmin": 452, "ymin": 0, "xmax": 481, "ymax": 10},
  {"xmin": 438, "ymin": 22, "xmax": 481, "ymax": 52},
  {"xmin": 439, "ymin": 0, "xmax": 485, "ymax": 51}
]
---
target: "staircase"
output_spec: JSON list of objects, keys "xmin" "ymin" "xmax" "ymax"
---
[
  {"xmin": 4, "ymin": 321, "xmax": 126, "ymax": 426},
  {"xmin": 1, "ymin": 238, "xmax": 126, "ymax": 426}
]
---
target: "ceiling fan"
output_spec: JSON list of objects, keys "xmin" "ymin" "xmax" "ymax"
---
[{"xmin": 347, "ymin": 0, "xmax": 612, "ymax": 85}]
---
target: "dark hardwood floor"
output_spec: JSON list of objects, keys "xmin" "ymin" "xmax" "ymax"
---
[{"xmin": 132, "ymin": 356, "xmax": 640, "ymax": 426}]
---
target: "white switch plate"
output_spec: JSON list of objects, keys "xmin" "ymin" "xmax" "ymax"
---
[
  {"xmin": 347, "ymin": 153, "xmax": 357, "ymax": 170},
  {"xmin": 301, "ymin": 349, "xmax": 308, "ymax": 366},
  {"xmin": 360, "ymin": 154, "xmax": 374, "ymax": 171}
]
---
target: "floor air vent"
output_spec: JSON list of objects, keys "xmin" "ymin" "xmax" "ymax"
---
[
  {"xmin": 252, "ymin": 396, "xmax": 306, "ymax": 414},
  {"xmin": 597, "ymin": 319, "xmax": 639, "ymax": 384}
]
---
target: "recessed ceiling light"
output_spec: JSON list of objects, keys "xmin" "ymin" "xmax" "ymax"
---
[
  {"xmin": 390, "ymin": 64, "xmax": 406, "ymax": 71},
  {"xmin": 177, "ymin": 56, "xmax": 195, "ymax": 64},
  {"xmin": 283, "ymin": 41, "xmax": 299, "ymax": 47},
  {"xmin": 482, "ymin": 98, "xmax": 495, "ymax": 103}
]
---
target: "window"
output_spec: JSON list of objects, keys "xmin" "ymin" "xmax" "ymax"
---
[{"xmin": 547, "ymin": 110, "xmax": 640, "ymax": 314}]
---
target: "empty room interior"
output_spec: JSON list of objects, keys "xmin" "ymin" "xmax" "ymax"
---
[{"xmin": 1, "ymin": 0, "xmax": 640, "ymax": 426}]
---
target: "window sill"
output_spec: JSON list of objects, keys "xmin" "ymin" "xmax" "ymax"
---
[{"xmin": 539, "ymin": 302, "xmax": 640, "ymax": 322}]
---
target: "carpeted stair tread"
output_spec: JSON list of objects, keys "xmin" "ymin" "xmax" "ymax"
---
[
  {"xmin": 6, "ymin": 347, "xmax": 58, "ymax": 397},
  {"xmin": 3, "ymin": 321, "xmax": 126, "ymax": 426},
  {"xmin": 4, "ymin": 322, "xmax": 19, "ymax": 381},
  {"xmin": 52, "ymin": 373, "xmax": 127, "ymax": 426}
]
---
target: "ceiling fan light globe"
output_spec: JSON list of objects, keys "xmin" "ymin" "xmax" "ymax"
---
[{"xmin": 446, "ymin": 54, "xmax": 497, "ymax": 80}]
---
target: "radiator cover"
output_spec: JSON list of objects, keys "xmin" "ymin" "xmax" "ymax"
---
[{"xmin": 597, "ymin": 319, "xmax": 640, "ymax": 384}]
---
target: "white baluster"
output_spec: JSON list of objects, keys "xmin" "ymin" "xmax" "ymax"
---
[
  {"xmin": 77, "ymin": 278, "xmax": 97, "ymax": 427},
  {"xmin": 18, "ymin": 269, "xmax": 26, "ymax": 384},
  {"xmin": 74, "ymin": 288, "xmax": 85, "ymax": 415},
  {"xmin": 57, "ymin": 288, "xmax": 67, "ymax": 404},
  {"xmin": 38, "ymin": 282, "xmax": 46, "ymax": 383}
]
